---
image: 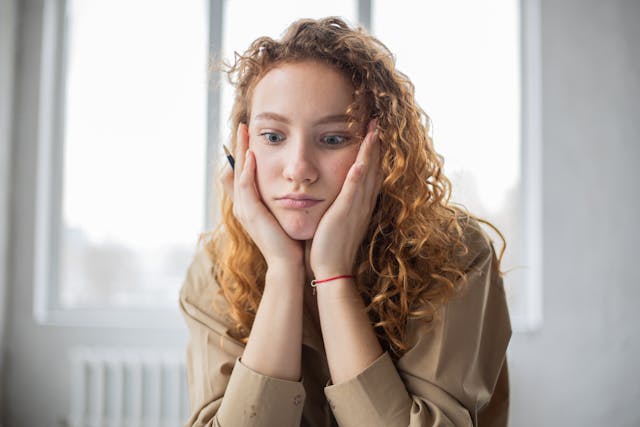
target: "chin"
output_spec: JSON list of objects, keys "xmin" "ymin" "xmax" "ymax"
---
[
  {"xmin": 283, "ymin": 224, "xmax": 316, "ymax": 241},
  {"xmin": 280, "ymin": 217, "xmax": 319, "ymax": 241}
]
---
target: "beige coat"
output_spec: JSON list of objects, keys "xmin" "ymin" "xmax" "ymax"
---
[{"xmin": 180, "ymin": 223, "xmax": 511, "ymax": 426}]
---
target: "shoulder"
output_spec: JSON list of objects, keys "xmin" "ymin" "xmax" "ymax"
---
[
  {"xmin": 179, "ymin": 243, "xmax": 233, "ymax": 329},
  {"xmin": 180, "ymin": 244, "xmax": 218, "ymax": 302},
  {"xmin": 454, "ymin": 211, "xmax": 502, "ymax": 275},
  {"xmin": 400, "ymin": 212, "xmax": 511, "ymax": 359}
]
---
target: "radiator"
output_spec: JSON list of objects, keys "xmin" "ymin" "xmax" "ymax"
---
[{"xmin": 68, "ymin": 347, "xmax": 189, "ymax": 427}]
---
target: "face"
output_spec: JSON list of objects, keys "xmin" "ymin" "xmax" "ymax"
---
[{"xmin": 248, "ymin": 60, "xmax": 360, "ymax": 241}]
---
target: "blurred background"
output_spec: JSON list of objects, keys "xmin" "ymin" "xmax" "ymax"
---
[{"xmin": 0, "ymin": 0, "xmax": 638, "ymax": 426}]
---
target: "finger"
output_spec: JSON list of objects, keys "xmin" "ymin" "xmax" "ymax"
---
[
  {"xmin": 353, "ymin": 121, "xmax": 375, "ymax": 167},
  {"xmin": 354, "ymin": 120, "xmax": 382, "ymax": 208},
  {"xmin": 234, "ymin": 124, "xmax": 249, "ymax": 184},
  {"xmin": 368, "ymin": 118, "xmax": 378, "ymax": 138},
  {"xmin": 238, "ymin": 148, "xmax": 255, "ymax": 190},
  {"xmin": 323, "ymin": 120, "xmax": 380, "ymax": 213},
  {"xmin": 238, "ymin": 149, "xmax": 266, "ymax": 211},
  {"xmin": 337, "ymin": 120, "xmax": 378, "ymax": 202},
  {"xmin": 364, "ymin": 120, "xmax": 381, "ymax": 190},
  {"xmin": 366, "ymin": 119, "xmax": 380, "ymax": 165},
  {"xmin": 356, "ymin": 120, "xmax": 381, "ymax": 183},
  {"xmin": 234, "ymin": 124, "xmax": 252, "ymax": 204}
]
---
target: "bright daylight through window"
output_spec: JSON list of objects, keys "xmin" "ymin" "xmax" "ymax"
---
[
  {"xmin": 374, "ymin": 0, "xmax": 527, "ymax": 322},
  {"xmin": 59, "ymin": 0, "xmax": 207, "ymax": 309},
  {"xmin": 57, "ymin": 0, "xmax": 528, "ymax": 324}
]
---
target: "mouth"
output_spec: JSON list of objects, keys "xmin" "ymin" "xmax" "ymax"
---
[{"xmin": 276, "ymin": 194, "xmax": 323, "ymax": 209}]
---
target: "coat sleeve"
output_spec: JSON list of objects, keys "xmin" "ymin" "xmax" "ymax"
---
[
  {"xmin": 180, "ymin": 248, "xmax": 307, "ymax": 427},
  {"xmin": 323, "ymin": 223, "xmax": 512, "ymax": 427}
]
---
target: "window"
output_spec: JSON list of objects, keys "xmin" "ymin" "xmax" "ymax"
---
[
  {"xmin": 51, "ymin": 0, "xmax": 208, "ymax": 314},
  {"xmin": 40, "ymin": 0, "xmax": 540, "ymax": 330},
  {"xmin": 373, "ymin": 0, "xmax": 541, "ymax": 330},
  {"xmin": 38, "ymin": 0, "xmax": 359, "ymax": 326}
]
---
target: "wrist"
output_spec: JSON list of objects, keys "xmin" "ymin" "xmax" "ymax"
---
[
  {"xmin": 311, "ymin": 274, "xmax": 358, "ymax": 298},
  {"xmin": 311, "ymin": 274, "xmax": 355, "ymax": 295},
  {"xmin": 312, "ymin": 267, "xmax": 354, "ymax": 280},
  {"xmin": 266, "ymin": 262, "xmax": 305, "ymax": 285},
  {"xmin": 266, "ymin": 254, "xmax": 304, "ymax": 272}
]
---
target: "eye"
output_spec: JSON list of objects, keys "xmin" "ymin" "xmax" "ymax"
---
[
  {"xmin": 322, "ymin": 135, "xmax": 350, "ymax": 146},
  {"xmin": 259, "ymin": 132, "xmax": 284, "ymax": 144}
]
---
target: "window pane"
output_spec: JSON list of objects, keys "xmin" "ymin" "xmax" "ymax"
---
[
  {"xmin": 219, "ymin": 0, "xmax": 357, "ymax": 143},
  {"xmin": 59, "ymin": 0, "xmax": 208, "ymax": 308},
  {"xmin": 374, "ymin": 0, "xmax": 527, "ymax": 318}
]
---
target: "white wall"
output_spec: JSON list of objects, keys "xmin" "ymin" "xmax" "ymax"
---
[
  {"xmin": 508, "ymin": 0, "xmax": 640, "ymax": 425},
  {"xmin": 1, "ymin": 0, "xmax": 639, "ymax": 426}
]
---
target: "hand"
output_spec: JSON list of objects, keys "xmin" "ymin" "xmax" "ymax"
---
[
  {"xmin": 222, "ymin": 124, "xmax": 304, "ymax": 269},
  {"xmin": 309, "ymin": 120, "xmax": 382, "ymax": 278}
]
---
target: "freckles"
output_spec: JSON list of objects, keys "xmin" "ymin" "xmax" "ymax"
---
[
  {"xmin": 334, "ymin": 160, "xmax": 354, "ymax": 180},
  {"xmin": 329, "ymin": 159, "xmax": 349, "ymax": 176}
]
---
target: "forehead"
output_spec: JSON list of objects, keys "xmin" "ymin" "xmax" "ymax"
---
[{"xmin": 249, "ymin": 61, "xmax": 354, "ymax": 120}]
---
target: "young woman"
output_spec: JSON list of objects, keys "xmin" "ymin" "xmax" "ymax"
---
[{"xmin": 180, "ymin": 17, "xmax": 511, "ymax": 427}]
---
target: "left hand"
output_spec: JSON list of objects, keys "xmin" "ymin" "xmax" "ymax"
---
[{"xmin": 309, "ymin": 119, "xmax": 382, "ymax": 278}]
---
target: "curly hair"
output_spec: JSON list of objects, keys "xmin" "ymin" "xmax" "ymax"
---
[{"xmin": 202, "ymin": 17, "xmax": 506, "ymax": 360}]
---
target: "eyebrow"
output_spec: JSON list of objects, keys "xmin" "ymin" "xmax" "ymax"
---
[{"xmin": 253, "ymin": 112, "xmax": 349, "ymax": 126}]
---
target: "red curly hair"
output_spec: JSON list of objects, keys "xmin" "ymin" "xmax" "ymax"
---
[{"xmin": 201, "ymin": 17, "xmax": 505, "ymax": 360}]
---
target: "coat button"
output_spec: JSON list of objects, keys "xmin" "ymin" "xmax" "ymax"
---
[{"xmin": 293, "ymin": 394, "xmax": 303, "ymax": 406}]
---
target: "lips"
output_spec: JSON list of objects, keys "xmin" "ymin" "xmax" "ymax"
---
[{"xmin": 276, "ymin": 193, "xmax": 323, "ymax": 209}]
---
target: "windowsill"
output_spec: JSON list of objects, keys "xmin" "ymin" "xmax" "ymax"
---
[{"xmin": 35, "ymin": 307, "xmax": 186, "ymax": 330}]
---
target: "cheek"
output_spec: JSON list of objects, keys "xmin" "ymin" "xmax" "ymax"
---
[
  {"xmin": 252, "ymin": 153, "xmax": 279, "ymax": 196},
  {"xmin": 330, "ymin": 153, "xmax": 358, "ymax": 184},
  {"xmin": 320, "ymin": 159, "xmax": 352, "ymax": 201}
]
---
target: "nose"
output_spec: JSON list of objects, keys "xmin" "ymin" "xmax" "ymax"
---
[{"xmin": 282, "ymin": 137, "xmax": 319, "ymax": 185}]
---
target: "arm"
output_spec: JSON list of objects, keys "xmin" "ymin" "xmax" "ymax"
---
[
  {"xmin": 230, "ymin": 123, "xmax": 306, "ymax": 383},
  {"xmin": 215, "ymin": 263, "xmax": 308, "ymax": 426},
  {"xmin": 183, "ymin": 124, "xmax": 309, "ymax": 426},
  {"xmin": 241, "ymin": 264, "xmax": 305, "ymax": 381},
  {"xmin": 180, "ymin": 250, "xmax": 308, "ymax": 427},
  {"xmin": 308, "ymin": 121, "xmax": 511, "ymax": 425},
  {"xmin": 317, "ymin": 227, "xmax": 512, "ymax": 427},
  {"xmin": 313, "ymin": 274, "xmax": 383, "ymax": 384},
  {"xmin": 309, "ymin": 119, "xmax": 385, "ymax": 384}
]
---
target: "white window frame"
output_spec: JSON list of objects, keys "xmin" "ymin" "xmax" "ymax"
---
[
  {"xmin": 515, "ymin": 0, "xmax": 543, "ymax": 331},
  {"xmin": 32, "ymin": 0, "xmax": 220, "ymax": 329},
  {"xmin": 32, "ymin": 0, "xmax": 541, "ymax": 331}
]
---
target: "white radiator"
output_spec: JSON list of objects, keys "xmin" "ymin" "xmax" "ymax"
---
[{"xmin": 68, "ymin": 347, "xmax": 189, "ymax": 427}]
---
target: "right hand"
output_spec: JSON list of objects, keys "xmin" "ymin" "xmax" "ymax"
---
[{"xmin": 221, "ymin": 123, "xmax": 304, "ymax": 269}]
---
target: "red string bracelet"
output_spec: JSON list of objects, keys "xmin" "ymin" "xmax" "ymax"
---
[{"xmin": 310, "ymin": 275, "xmax": 355, "ymax": 295}]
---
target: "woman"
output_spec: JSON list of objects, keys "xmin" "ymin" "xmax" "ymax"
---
[{"xmin": 180, "ymin": 17, "xmax": 511, "ymax": 427}]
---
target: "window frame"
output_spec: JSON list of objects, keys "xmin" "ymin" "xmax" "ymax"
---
[
  {"xmin": 32, "ymin": 0, "xmax": 217, "ymax": 329},
  {"xmin": 33, "ymin": 0, "xmax": 541, "ymax": 331},
  {"xmin": 515, "ymin": 0, "xmax": 543, "ymax": 331}
]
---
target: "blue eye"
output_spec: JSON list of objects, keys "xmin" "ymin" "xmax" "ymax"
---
[
  {"xmin": 259, "ymin": 132, "xmax": 284, "ymax": 144},
  {"xmin": 322, "ymin": 135, "xmax": 349, "ymax": 146}
]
